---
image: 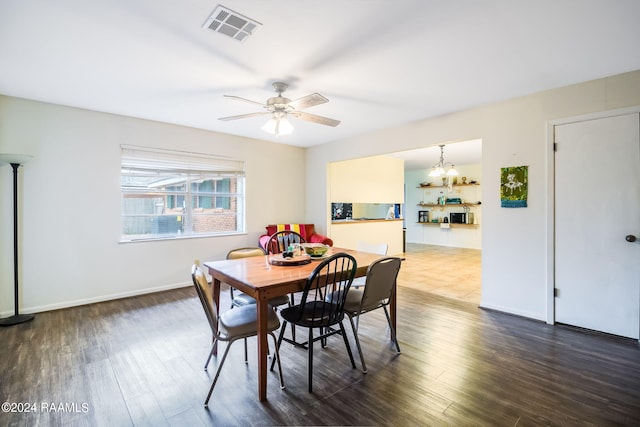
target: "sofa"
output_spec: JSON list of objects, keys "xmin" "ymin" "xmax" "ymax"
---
[{"xmin": 259, "ymin": 224, "xmax": 333, "ymax": 250}]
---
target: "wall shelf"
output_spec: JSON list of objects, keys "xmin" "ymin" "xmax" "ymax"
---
[
  {"xmin": 417, "ymin": 183, "xmax": 479, "ymax": 189},
  {"xmin": 417, "ymin": 203, "xmax": 480, "ymax": 207},
  {"xmin": 417, "ymin": 182, "xmax": 481, "ymax": 226},
  {"xmin": 417, "ymin": 222, "xmax": 479, "ymax": 228}
]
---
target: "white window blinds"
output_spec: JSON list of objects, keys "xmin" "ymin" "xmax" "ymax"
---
[{"xmin": 121, "ymin": 145, "xmax": 245, "ymax": 175}]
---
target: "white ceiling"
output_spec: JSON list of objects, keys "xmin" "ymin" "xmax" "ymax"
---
[{"xmin": 1, "ymin": 1, "xmax": 639, "ymax": 170}]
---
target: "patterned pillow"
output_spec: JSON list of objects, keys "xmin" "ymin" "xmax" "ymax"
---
[{"xmin": 265, "ymin": 224, "xmax": 313, "ymax": 241}]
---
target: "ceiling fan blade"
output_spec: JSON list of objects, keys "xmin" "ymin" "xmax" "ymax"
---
[
  {"xmin": 291, "ymin": 111, "xmax": 341, "ymax": 127},
  {"xmin": 289, "ymin": 93, "xmax": 329, "ymax": 110},
  {"xmin": 218, "ymin": 112, "xmax": 270, "ymax": 121},
  {"xmin": 223, "ymin": 95, "xmax": 266, "ymax": 107}
]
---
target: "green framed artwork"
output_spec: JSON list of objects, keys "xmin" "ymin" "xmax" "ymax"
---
[{"xmin": 500, "ymin": 166, "xmax": 528, "ymax": 208}]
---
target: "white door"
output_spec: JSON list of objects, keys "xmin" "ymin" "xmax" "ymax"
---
[{"xmin": 555, "ymin": 112, "xmax": 640, "ymax": 339}]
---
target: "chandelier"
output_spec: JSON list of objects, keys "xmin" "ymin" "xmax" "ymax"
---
[{"xmin": 428, "ymin": 144, "xmax": 458, "ymax": 177}]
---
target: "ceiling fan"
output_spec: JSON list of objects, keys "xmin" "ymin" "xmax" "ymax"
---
[{"xmin": 218, "ymin": 82, "xmax": 341, "ymax": 137}]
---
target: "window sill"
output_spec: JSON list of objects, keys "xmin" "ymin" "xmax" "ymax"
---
[{"xmin": 119, "ymin": 231, "xmax": 245, "ymax": 243}]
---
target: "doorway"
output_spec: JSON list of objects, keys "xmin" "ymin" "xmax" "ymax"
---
[{"xmin": 387, "ymin": 139, "xmax": 483, "ymax": 303}]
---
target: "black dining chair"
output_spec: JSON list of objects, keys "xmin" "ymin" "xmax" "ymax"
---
[
  {"xmin": 270, "ymin": 253, "xmax": 357, "ymax": 392},
  {"xmin": 191, "ymin": 262, "xmax": 284, "ymax": 407},
  {"xmin": 263, "ymin": 231, "xmax": 307, "ymax": 342},
  {"xmin": 263, "ymin": 230, "xmax": 306, "ymax": 255},
  {"xmin": 326, "ymin": 256, "xmax": 402, "ymax": 373}
]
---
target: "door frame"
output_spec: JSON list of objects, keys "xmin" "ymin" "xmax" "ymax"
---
[{"xmin": 545, "ymin": 105, "xmax": 640, "ymax": 326}]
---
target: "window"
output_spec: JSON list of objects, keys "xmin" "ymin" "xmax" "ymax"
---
[{"xmin": 121, "ymin": 146, "xmax": 245, "ymax": 241}]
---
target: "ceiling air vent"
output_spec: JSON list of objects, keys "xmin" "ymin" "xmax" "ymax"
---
[{"xmin": 202, "ymin": 5, "xmax": 262, "ymax": 42}]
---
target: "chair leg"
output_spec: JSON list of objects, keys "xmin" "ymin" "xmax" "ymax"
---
[
  {"xmin": 289, "ymin": 294, "xmax": 296, "ymax": 343},
  {"xmin": 308, "ymin": 327, "xmax": 314, "ymax": 393},
  {"xmin": 383, "ymin": 306, "xmax": 401, "ymax": 353},
  {"xmin": 269, "ymin": 332, "xmax": 285, "ymax": 390},
  {"xmin": 339, "ymin": 321, "xmax": 356, "ymax": 369},
  {"xmin": 204, "ymin": 338, "xmax": 218, "ymax": 371},
  {"xmin": 270, "ymin": 321, "xmax": 287, "ymax": 372},
  {"xmin": 244, "ymin": 338, "xmax": 248, "ymax": 363},
  {"xmin": 347, "ymin": 314, "xmax": 367, "ymax": 373},
  {"xmin": 204, "ymin": 339, "xmax": 234, "ymax": 408},
  {"xmin": 321, "ymin": 326, "xmax": 327, "ymax": 348}
]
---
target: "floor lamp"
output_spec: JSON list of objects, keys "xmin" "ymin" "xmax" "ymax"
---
[{"xmin": 0, "ymin": 153, "xmax": 34, "ymax": 326}]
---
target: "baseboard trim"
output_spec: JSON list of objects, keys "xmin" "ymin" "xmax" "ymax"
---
[
  {"xmin": 0, "ymin": 282, "xmax": 192, "ymax": 317},
  {"xmin": 478, "ymin": 302, "xmax": 546, "ymax": 322}
]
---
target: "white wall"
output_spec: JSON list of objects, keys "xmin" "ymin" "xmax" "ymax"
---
[
  {"xmin": 0, "ymin": 96, "xmax": 306, "ymax": 315},
  {"xmin": 306, "ymin": 69, "xmax": 640, "ymax": 322}
]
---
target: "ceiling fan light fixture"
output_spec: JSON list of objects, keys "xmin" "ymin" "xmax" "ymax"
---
[
  {"xmin": 262, "ymin": 113, "xmax": 293, "ymax": 137},
  {"xmin": 261, "ymin": 118, "xmax": 277, "ymax": 134},
  {"xmin": 220, "ymin": 81, "xmax": 339, "ymax": 135},
  {"xmin": 277, "ymin": 116, "xmax": 294, "ymax": 136}
]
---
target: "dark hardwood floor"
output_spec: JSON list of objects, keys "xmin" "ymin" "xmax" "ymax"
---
[{"xmin": 1, "ymin": 282, "xmax": 639, "ymax": 426}]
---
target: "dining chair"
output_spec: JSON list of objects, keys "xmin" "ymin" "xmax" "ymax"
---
[
  {"xmin": 263, "ymin": 230, "xmax": 306, "ymax": 255},
  {"xmin": 326, "ymin": 256, "xmax": 402, "ymax": 373},
  {"xmin": 352, "ymin": 240, "xmax": 388, "ymax": 289},
  {"xmin": 225, "ymin": 247, "xmax": 290, "ymax": 361},
  {"xmin": 270, "ymin": 253, "xmax": 357, "ymax": 392},
  {"xmin": 356, "ymin": 240, "xmax": 388, "ymax": 255},
  {"xmin": 226, "ymin": 247, "xmax": 290, "ymax": 309},
  {"xmin": 191, "ymin": 262, "xmax": 285, "ymax": 407},
  {"xmin": 263, "ymin": 231, "xmax": 307, "ymax": 342}
]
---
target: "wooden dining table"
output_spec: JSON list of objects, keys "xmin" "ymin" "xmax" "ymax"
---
[{"xmin": 204, "ymin": 247, "xmax": 396, "ymax": 401}]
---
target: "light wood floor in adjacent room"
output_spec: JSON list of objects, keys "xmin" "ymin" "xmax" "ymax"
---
[{"xmin": 399, "ymin": 243, "xmax": 481, "ymax": 304}]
